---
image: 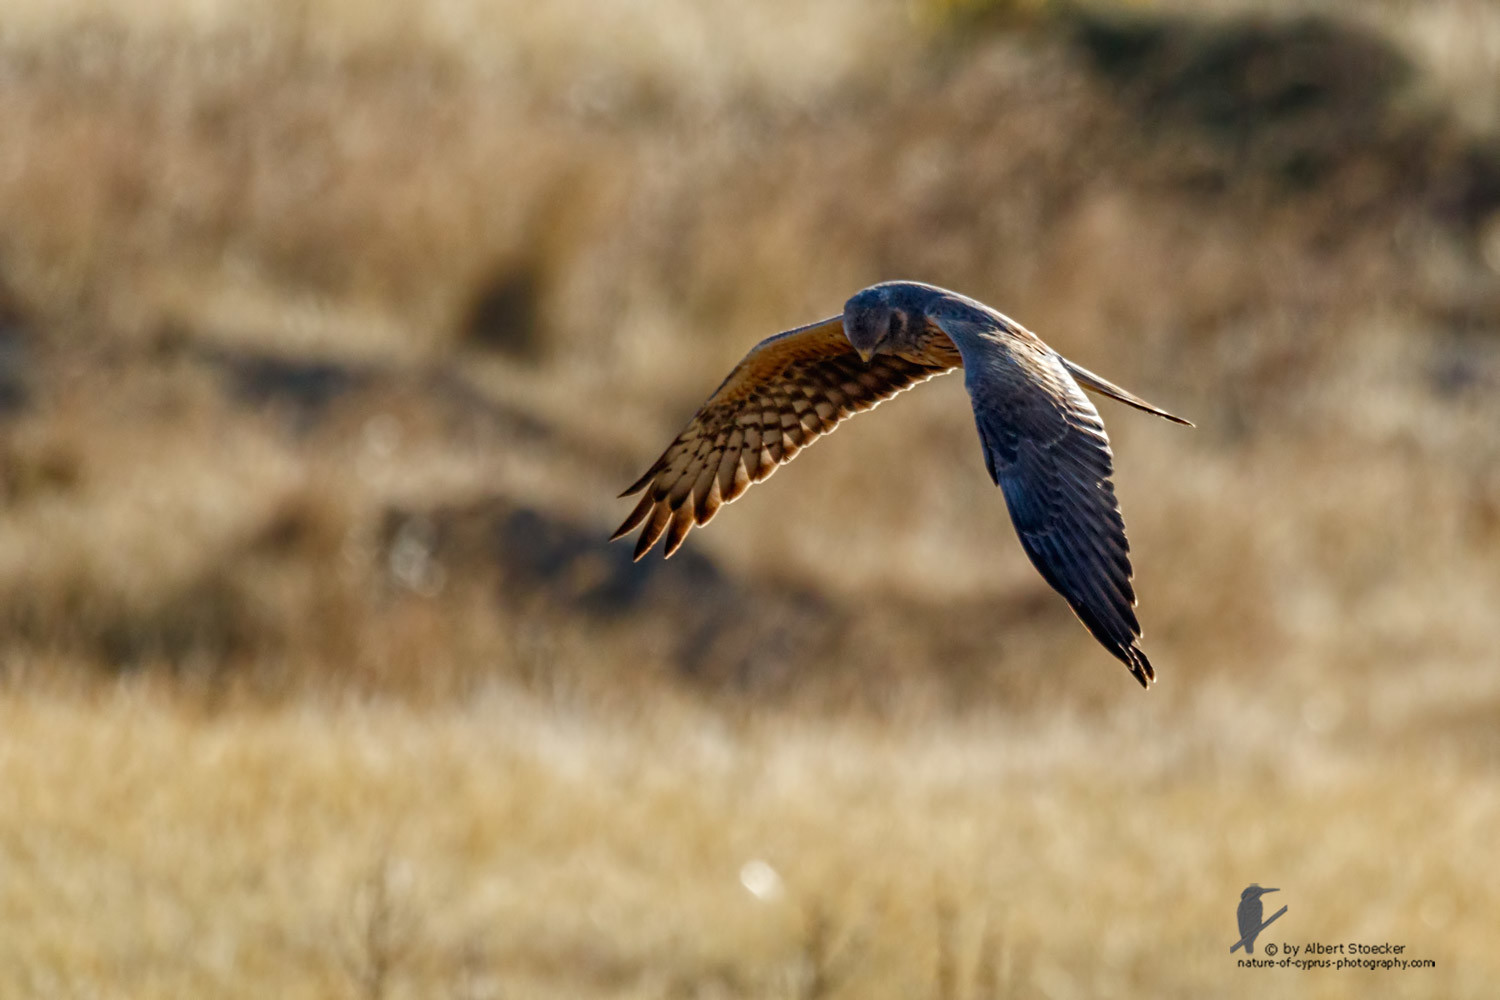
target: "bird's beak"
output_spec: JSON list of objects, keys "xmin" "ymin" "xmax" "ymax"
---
[
  {"xmin": 856, "ymin": 347, "xmax": 873, "ymax": 364},
  {"xmin": 1262, "ymin": 888, "xmax": 1280, "ymax": 894}
]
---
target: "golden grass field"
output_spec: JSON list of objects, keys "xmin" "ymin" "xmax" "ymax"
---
[{"xmin": 2, "ymin": 0, "xmax": 1500, "ymax": 996}]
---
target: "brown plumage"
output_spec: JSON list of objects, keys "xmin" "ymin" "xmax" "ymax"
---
[
  {"xmin": 613, "ymin": 282, "xmax": 1191, "ymax": 686},
  {"xmin": 612, "ymin": 315, "xmax": 961, "ymax": 559}
]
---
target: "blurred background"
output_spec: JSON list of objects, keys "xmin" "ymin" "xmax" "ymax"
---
[{"xmin": 2, "ymin": 0, "xmax": 1498, "ymax": 996}]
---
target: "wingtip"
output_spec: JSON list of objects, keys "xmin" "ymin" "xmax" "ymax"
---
[
  {"xmin": 1147, "ymin": 407, "xmax": 1193, "ymax": 427},
  {"xmin": 1058, "ymin": 358, "xmax": 1194, "ymax": 429},
  {"xmin": 611, "ymin": 492, "xmax": 655, "ymax": 541},
  {"xmin": 631, "ymin": 533, "xmax": 657, "ymax": 562},
  {"xmin": 661, "ymin": 507, "xmax": 693, "ymax": 558},
  {"xmin": 609, "ymin": 518, "xmax": 646, "ymax": 551},
  {"xmin": 626, "ymin": 534, "xmax": 683, "ymax": 561},
  {"xmin": 1128, "ymin": 645, "xmax": 1156, "ymax": 688},
  {"xmin": 618, "ymin": 467, "xmax": 658, "ymax": 498}
]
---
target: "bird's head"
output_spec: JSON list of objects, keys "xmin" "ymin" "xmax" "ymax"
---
[
  {"xmin": 842, "ymin": 286, "xmax": 918, "ymax": 363},
  {"xmin": 1241, "ymin": 885, "xmax": 1279, "ymax": 901}
]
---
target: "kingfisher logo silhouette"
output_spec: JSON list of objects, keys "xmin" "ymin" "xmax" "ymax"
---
[{"xmin": 1230, "ymin": 884, "xmax": 1287, "ymax": 954}]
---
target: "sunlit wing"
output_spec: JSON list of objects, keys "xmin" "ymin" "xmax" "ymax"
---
[
  {"xmin": 613, "ymin": 316, "xmax": 961, "ymax": 559},
  {"xmin": 931, "ymin": 312, "xmax": 1156, "ymax": 686}
]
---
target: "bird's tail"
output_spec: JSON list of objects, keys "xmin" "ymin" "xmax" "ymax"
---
[{"xmin": 1061, "ymin": 358, "xmax": 1193, "ymax": 426}]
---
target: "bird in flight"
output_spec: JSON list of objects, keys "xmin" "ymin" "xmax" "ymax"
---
[{"xmin": 612, "ymin": 281, "xmax": 1191, "ymax": 686}]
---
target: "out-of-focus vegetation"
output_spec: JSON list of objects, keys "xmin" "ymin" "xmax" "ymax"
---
[{"xmin": 1, "ymin": 1, "xmax": 1498, "ymax": 997}]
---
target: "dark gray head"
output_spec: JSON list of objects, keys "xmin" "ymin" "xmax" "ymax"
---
[
  {"xmin": 1241, "ymin": 884, "xmax": 1278, "ymax": 901},
  {"xmin": 842, "ymin": 281, "xmax": 944, "ymax": 362}
]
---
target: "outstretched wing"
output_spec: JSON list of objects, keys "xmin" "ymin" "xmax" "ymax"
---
[
  {"xmin": 614, "ymin": 316, "xmax": 960, "ymax": 559},
  {"xmin": 931, "ymin": 311, "xmax": 1156, "ymax": 687}
]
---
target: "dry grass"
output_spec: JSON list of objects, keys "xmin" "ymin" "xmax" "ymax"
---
[
  {"xmin": 2, "ymin": 0, "xmax": 1500, "ymax": 995},
  {"xmin": 2, "ymin": 683, "xmax": 1496, "ymax": 999}
]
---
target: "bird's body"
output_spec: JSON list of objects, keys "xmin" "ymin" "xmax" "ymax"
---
[
  {"xmin": 1237, "ymin": 894, "xmax": 1264, "ymax": 951},
  {"xmin": 612, "ymin": 281, "xmax": 1190, "ymax": 686}
]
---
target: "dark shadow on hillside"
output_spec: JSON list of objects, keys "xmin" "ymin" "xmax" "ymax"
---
[
  {"xmin": 0, "ymin": 272, "xmax": 33, "ymax": 418},
  {"xmin": 462, "ymin": 262, "xmax": 547, "ymax": 362},
  {"xmin": 1071, "ymin": 10, "xmax": 1408, "ymax": 184},
  {"xmin": 385, "ymin": 497, "xmax": 846, "ymax": 694},
  {"xmin": 1067, "ymin": 8, "xmax": 1500, "ymax": 224},
  {"xmin": 376, "ymin": 496, "xmax": 1112, "ymax": 710},
  {"xmin": 186, "ymin": 341, "xmax": 560, "ymax": 446},
  {"xmin": 225, "ymin": 353, "xmax": 370, "ymax": 428},
  {"xmin": 1075, "ymin": 13, "xmax": 1408, "ymax": 141}
]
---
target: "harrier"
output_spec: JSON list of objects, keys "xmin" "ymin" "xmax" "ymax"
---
[{"xmin": 612, "ymin": 281, "xmax": 1191, "ymax": 686}]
